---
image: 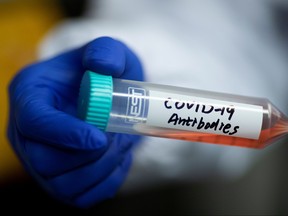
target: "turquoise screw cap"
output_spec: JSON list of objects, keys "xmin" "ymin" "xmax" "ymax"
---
[{"xmin": 78, "ymin": 71, "xmax": 113, "ymax": 130}]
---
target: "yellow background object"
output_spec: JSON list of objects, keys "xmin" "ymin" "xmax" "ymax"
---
[{"xmin": 0, "ymin": 0, "xmax": 61, "ymax": 184}]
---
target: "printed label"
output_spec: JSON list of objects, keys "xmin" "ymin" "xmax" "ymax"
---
[
  {"xmin": 125, "ymin": 87, "xmax": 146, "ymax": 123},
  {"xmin": 146, "ymin": 91, "xmax": 263, "ymax": 139}
]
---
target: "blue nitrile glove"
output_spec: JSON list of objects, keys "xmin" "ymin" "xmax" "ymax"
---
[{"xmin": 7, "ymin": 36, "xmax": 144, "ymax": 208}]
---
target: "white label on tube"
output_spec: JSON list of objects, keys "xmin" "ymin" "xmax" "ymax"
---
[{"xmin": 146, "ymin": 91, "xmax": 263, "ymax": 139}]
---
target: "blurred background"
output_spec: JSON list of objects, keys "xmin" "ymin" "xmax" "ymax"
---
[{"xmin": 1, "ymin": 0, "xmax": 288, "ymax": 215}]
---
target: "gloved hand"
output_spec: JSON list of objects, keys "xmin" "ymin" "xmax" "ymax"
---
[{"xmin": 7, "ymin": 36, "xmax": 144, "ymax": 208}]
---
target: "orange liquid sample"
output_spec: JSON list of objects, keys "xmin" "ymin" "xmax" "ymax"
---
[
  {"xmin": 159, "ymin": 118, "xmax": 288, "ymax": 148},
  {"xmin": 140, "ymin": 106, "xmax": 288, "ymax": 149}
]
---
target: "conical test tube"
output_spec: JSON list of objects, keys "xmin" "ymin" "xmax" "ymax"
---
[{"xmin": 78, "ymin": 71, "xmax": 288, "ymax": 149}]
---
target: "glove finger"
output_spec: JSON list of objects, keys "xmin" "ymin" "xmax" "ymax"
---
[
  {"xmin": 47, "ymin": 134, "xmax": 135, "ymax": 198},
  {"xmin": 83, "ymin": 36, "xmax": 144, "ymax": 81},
  {"xmin": 14, "ymin": 88, "xmax": 107, "ymax": 150},
  {"xmin": 118, "ymin": 40, "xmax": 144, "ymax": 81},
  {"xmin": 83, "ymin": 36, "xmax": 125, "ymax": 77},
  {"xmin": 24, "ymin": 139, "xmax": 107, "ymax": 178},
  {"xmin": 73, "ymin": 152, "xmax": 132, "ymax": 208}
]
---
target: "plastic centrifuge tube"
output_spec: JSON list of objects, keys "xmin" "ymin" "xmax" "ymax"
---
[{"xmin": 77, "ymin": 71, "xmax": 288, "ymax": 149}]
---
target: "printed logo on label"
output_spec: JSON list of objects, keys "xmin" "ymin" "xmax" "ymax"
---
[{"xmin": 126, "ymin": 87, "xmax": 146, "ymax": 123}]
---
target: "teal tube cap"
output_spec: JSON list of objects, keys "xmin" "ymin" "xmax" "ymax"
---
[{"xmin": 78, "ymin": 71, "xmax": 113, "ymax": 131}]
